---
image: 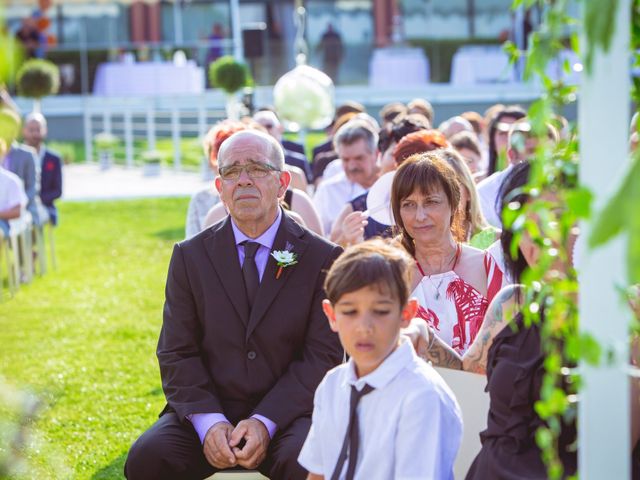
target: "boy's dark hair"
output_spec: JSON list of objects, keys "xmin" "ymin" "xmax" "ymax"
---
[{"xmin": 324, "ymin": 240, "xmax": 412, "ymax": 307}]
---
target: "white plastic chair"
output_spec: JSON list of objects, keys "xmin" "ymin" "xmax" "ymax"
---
[{"xmin": 435, "ymin": 367, "xmax": 490, "ymax": 479}]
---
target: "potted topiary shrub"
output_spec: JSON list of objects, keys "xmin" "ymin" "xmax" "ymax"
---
[
  {"xmin": 141, "ymin": 150, "xmax": 163, "ymax": 177},
  {"xmin": 93, "ymin": 132, "xmax": 119, "ymax": 170},
  {"xmin": 16, "ymin": 59, "xmax": 60, "ymax": 113},
  {"xmin": 208, "ymin": 55, "xmax": 253, "ymax": 120}
]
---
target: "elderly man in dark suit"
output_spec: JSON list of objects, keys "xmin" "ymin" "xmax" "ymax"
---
[
  {"xmin": 125, "ymin": 130, "xmax": 343, "ymax": 480},
  {"xmin": 22, "ymin": 113, "xmax": 62, "ymax": 225}
]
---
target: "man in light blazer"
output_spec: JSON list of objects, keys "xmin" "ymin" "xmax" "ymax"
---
[
  {"xmin": 4, "ymin": 141, "xmax": 40, "ymax": 225},
  {"xmin": 125, "ymin": 130, "xmax": 343, "ymax": 479}
]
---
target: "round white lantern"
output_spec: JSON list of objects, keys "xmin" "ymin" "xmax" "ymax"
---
[{"xmin": 273, "ymin": 64, "xmax": 335, "ymax": 132}]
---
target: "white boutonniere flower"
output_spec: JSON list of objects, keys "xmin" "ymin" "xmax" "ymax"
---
[{"xmin": 271, "ymin": 250, "xmax": 298, "ymax": 279}]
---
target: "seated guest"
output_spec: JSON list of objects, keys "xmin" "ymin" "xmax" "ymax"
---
[
  {"xmin": 298, "ymin": 240, "xmax": 462, "ymax": 480},
  {"xmin": 477, "ymin": 119, "xmax": 558, "ymax": 228},
  {"xmin": 438, "ymin": 115, "xmax": 475, "ymax": 140},
  {"xmin": 330, "ymin": 127, "xmax": 447, "ymax": 247},
  {"xmin": 378, "ymin": 102, "xmax": 407, "ymax": 127},
  {"xmin": 485, "ymin": 105, "xmax": 526, "ymax": 176},
  {"xmin": 407, "ymin": 98, "xmax": 434, "ymax": 126},
  {"xmin": 252, "ymin": 109, "xmax": 313, "ymax": 184},
  {"xmin": 449, "ymin": 130, "xmax": 485, "ymax": 180},
  {"xmin": 405, "ymin": 162, "xmax": 580, "ymax": 478},
  {"xmin": 319, "ymin": 112, "xmax": 380, "ymax": 183},
  {"xmin": 22, "ymin": 113, "xmax": 62, "ymax": 225},
  {"xmin": 5, "ymin": 138, "xmax": 40, "ymax": 226},
  {"xmin": 0, "ymin": 149, "xmax": 27, "ymax": 237},
  {"xmin": 125, "ymin": 130, "xmax": 343, "ymax": 480},
  {"xmin": 313, "ymin": 119, "xmax": 379, "ymax": 235},
  {"xmin": 391, "ymin": 152, "xmax": 503, "ymax": 354}
]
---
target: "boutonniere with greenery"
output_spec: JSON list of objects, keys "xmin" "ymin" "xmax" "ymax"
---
[{"xmin": 271, "ymin": 250, "xmax": 298, "ymax": 279}]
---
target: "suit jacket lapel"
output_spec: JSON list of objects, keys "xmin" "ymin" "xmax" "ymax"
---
[
  {"xmin": 204, "ymin": 217, "xmax": 250, "ymax": 325},
  {"xmin": 246, "ymin": 213, "xmax": 309, "ymax": 340}
]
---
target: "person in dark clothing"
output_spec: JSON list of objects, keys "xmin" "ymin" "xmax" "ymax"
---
[{"xmin": 316, "ymin": 23, "xmax": 344, "ymax": 83}]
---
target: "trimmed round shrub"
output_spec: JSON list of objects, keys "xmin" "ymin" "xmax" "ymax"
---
[
  {"xmin": 208, "ymin": 56, "xmax": 252, "ymax": 94},
  {"xmin": 16, "ymin": 59, "xmax": 60, "ymax": 99}
]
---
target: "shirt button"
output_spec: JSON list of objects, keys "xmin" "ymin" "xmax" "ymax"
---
[{"xmin": 247, "ymin": 351, "xmax": 257, "ymax": 360}]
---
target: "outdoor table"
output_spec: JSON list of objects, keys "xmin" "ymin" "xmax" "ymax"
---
[
  {"xmin": 450, "ymin": 45, "xmax": 516, "ymax": 85},
  {"xmin": 93, "ymin": 61, "xmax": 205, "ymax": 96},
  {"xmin": 368, "ymin": 47, "xmax": 430, "ymax": 86}
]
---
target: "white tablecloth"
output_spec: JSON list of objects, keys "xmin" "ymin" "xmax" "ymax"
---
[
  {"xmin": 450, "ymin": 46, "xmax": 515, "ymax": 86},
  {"xmin": 93, "ymin": 62, "xmax": 205, "ymax": 96},
  {"xmin": 369, "ymin": 47, "xmax": 430, "ymax": 86}
]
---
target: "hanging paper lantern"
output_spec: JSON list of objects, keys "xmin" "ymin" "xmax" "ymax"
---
[{"xmin": 273, "ymin": 64, "xmax": 334, "ymax": 132}]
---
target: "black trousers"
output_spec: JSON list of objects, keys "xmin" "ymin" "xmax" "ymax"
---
[{"xmin": 124, "ymin": 413, "xmax": 310, "ymax": 480}]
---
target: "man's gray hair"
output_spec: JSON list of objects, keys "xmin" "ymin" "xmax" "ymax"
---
[
  {"xmin": 24, "ymin": 112, "xmax": 47, "ymax": 128},
  {"xmin": 333, "ymin": 119, "xmax": 378, "ymax": 153},
  {"xmin": 217, "ymin": 130, "xmax": 285, "ymax": 170}
]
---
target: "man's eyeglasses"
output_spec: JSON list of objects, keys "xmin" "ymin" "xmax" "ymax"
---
[{"xmin": 219, "ymin": 162, "xmax": 281, "ymax": 180}]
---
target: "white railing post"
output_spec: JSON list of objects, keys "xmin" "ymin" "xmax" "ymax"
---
[
  {"xmin": 83, "ymin": 96, "xmax": 93, "ymax": 163},
  {"xmin": 198, "ymin": 103, "xmax": 210, "ymax": 179},
  {"xmin": 124, "ymin": 106, "xmax": 134, "ymax": 168},
  {"xmin": 171, "ymin": 106, "xmax": 181, "ymax": 170},
  {"xmin": 578, "ymin": 0, "xmax": 631, "ymax": 478},
  {"xmin": 146, "ymin": 104, "xmax": 156, "ymax": 152}
]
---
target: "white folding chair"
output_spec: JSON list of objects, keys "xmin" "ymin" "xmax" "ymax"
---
[
  {"xmin": 435, "ymin": 367, "xmax": 490, "ymax": 479},
  {"xmin": 208, "ymin": 471, "xmax": 268, "ymax": 479}
]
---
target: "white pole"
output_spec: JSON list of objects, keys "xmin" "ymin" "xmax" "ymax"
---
[
  {"xmin": 230, "ymin": 0, "xmax": 243, "ymax": 61},
  {"xmin": 124, "ymin": 107, "xmax": 133, "ymax": 168},
  {"xmin": 146, "ymin": 105, "xmax": 156, "ymax": 152},
  {"xmin": 173, "ymin": 0, "xmax": 183, "ymax": 45},
  {"xmin": 171, "ymin": 106, "xmax": 181, "ymax": 170},
  {"xmin": 578, "ymin": 0, "xmax": 630, "ymax": 478},
  {"xmin": 83, "ymin": 98, "xmax": 92, "ymax": 163}
]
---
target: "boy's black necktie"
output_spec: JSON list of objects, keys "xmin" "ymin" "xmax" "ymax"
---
[
  {"xmin": 330, "ymin": 384, "xmax": 375, "ymax": 480},
  {"xmin": 241, "ymin": 241, "xmax": 260, "ymax": 308}
]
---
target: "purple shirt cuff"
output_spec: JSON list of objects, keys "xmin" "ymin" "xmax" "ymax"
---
[
  {"xmin": 251, "ymin": 414, "xmax": 277, "ymax": 439},
  {"xmin": 187, "ymin": 413, "xmax": 230, "ymax": 444}
]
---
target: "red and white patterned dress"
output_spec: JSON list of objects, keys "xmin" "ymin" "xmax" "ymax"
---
[{"xmin": 412, "ymin": 250, "xmax": 504, "ymax": 354}]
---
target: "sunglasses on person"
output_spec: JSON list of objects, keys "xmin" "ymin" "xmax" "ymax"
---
[{"xmin": 219, "ymin": 162, "xmax": 281, "ymax": 180}]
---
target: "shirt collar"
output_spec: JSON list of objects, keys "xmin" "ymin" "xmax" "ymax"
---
[
  {"xmin": 231, "ymin": 207, "xmax": 282, "ymax": 250},
  {"xmin": 344, "ymin": 336, "xmax": 416, "ymax": 391}
]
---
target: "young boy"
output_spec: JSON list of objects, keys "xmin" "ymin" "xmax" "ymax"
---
[{"xmin": 298, "ymin": 240, "xmax": 462, "ymax": 480}]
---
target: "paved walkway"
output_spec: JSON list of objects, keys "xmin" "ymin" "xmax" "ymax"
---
[{"xmin": 62, "ymin": 163, "xmax": 212, "ymax": 201}]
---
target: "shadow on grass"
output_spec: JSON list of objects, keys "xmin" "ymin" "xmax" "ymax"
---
[
  {"xmin": 148, "ymin": 386, "xmax": 163, "ymax": 396},
  {"xmin": 152, "ymin": 227, "xmax": 184, "ymax": 242},
  {"xmin": 92, "ymin": 452, "xmax": 127, "ymax": 480}
]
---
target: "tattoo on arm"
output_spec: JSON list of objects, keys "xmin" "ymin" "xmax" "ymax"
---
[
  {"xmin": 424, "ymin": 335, "xmax": 463, "ymax": 370},
  {"xmin": 463, "ymin": 285, "xmax": 519, "ymax": 374}
]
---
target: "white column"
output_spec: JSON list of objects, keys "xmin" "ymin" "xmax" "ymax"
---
[
  {"xmin": 578, "ymin": 0, "xmax": 630, "ymax": 478},
  {"xmin": 173, "ymin": 0, "xmax": 183, "ymax": 45},
  {"xmin": 146, "ymin": 105, "xmax": 156, "ymax": 152},
  {"xmin": 83, "ymin": 97, "xmax": 93, "ymax": 163},
  {"xmin": 230, "ymin": 0, "xmax": 243, "ymax": 61}
]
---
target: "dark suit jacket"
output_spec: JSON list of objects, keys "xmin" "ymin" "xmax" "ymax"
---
[
  {"xmin": 40, "ymin": 149, "xmax": 62, "ymax": 225},
  {"xmin": 157, "ymin": 211, "xmax": 343, "ymax": 431},
  {"xmin": 282, "ymin": 139, "xmax": 305, "ymax": 157},
  {"xmin": 285, "ymin": 149, "xmax": 313, "ymax": 183}
]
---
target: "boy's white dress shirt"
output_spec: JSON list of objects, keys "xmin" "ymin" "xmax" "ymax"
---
[{"xmin": 298, "ymin": 337, "xmax": 462, "ymax": 480}]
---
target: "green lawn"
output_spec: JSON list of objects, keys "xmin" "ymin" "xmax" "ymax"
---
[{"xmin": 0, "ymin": 198, "xmax": 189, "ymax": 479}]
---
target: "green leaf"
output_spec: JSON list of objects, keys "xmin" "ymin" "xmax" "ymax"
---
[
  {"xmin": 564, "ymin": 187, "xmax": 593, "ymax": 219},
  {"xmin": 589, "ymin": 155, "xmax": 640, "ymax": 252}
]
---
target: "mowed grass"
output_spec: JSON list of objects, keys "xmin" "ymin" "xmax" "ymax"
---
[{"xmin": 0, "ymin": 197, "xmax": 190, "ymax": 479}]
